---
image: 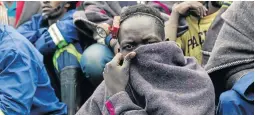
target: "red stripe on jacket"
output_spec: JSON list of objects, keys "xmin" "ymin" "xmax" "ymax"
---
[{"xmin": 15, "ymin": 1, "xmax": 25, "ymax": 27}]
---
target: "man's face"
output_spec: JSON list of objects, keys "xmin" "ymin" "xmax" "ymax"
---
[
  {"xmin": 41, "ymin": 1, "xmax": 65, "ymax": 20},
  {"xmin": 41, "ymin": 1, "xmax": 62, "ymax": 8},
  {"xmin": 118, "ymin": 16, "xmax": 163, "ymax": 57}
]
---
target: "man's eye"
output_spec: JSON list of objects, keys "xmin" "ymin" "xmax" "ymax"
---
[
  {"xmin": 123, "ymin": 44, "xmax": 134, "ymax": 50},
  {"xmin": 148, "ymin": 41, "xmax": 156, "ymax": 44}
]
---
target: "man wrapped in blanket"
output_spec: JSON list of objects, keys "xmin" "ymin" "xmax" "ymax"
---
[
  {"xmin": 73, "ymin": 1, "xmax": 188, "ymax": 86},
  {"xmin": 76, "ymin": 4, "xmax": 215, "ymax": 115}
]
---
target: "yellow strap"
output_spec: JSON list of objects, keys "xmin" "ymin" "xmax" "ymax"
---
[
  {"xmin": 53, "ymin": 44, "xmax": 82, "ymax": 71},
  {"xmin": 0, "ymin": 110, "xmax": 5, "ymax": 115}
]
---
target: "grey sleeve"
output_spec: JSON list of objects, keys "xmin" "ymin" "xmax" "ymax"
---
[
  {"xmin": 106, "ymin": 91, "xmax": 147, "ymax": 115},
  {"xmin": 75, "ymin": 96, "xmax": 102, "ymax": 115}
]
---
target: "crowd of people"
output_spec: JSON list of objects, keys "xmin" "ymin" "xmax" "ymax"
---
[{"xmin": 0, "ymin": 1, "xmax": 253, "ymax": 115}]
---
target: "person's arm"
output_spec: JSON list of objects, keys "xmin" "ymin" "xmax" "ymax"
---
[
  {"xmin": 18, "ymin": 18, "xmax": 78, "ymax": 55},
  {"xmin": 76, "ymin": 96, "xmax": 102, "ymax": 115},
  {"xmin": 74, "ymin": 1, "xmax": 116, "ymax": 38},
  {"xmin": 216, "ymin": 90, "xmax": 243, "ymax": 115},
  {"xmin": 17, "ymin": 20, "xmax": 57, "ymax": 55},
  {"xmin": 17, "ymin": 18, "xmax": 47, "ymax": 44},
  {"xmin": 0, "ymin": 49, "xmax": 37, "ymax": 115},
  {"xmin": 165, "ymin": 2, "xmax": 208, "ymax": 41},
  {"xmin": 104, "ymin": 91, "xmax": 147, "ymax": 115},
  {"xmin": 48, "ymin": 19, "xmax": 79, "ymax": 49},
  {"xmin": 102, "ymin": 52, "xmax": 148, "ymax": 114},
  {"xmin": 165, "ymin": 9, "xmax": 180, "ymax": 41}
]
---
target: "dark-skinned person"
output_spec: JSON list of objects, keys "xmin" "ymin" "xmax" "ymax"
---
[
  {"xmin": 17, "ymin": 1, "xmax": 84, "ymax": 115},
  {"xmin": 205, "ymin": 1, "xmax": 254, "ymax": 114},
  {"xmin": 165, "ymin": 1, "xmax": 222, "ymax": 64},
  {"xmin": 73, "ymin": 1, "xmax": 181, "ymax": 87},
  {"xmin": 76, "ymin": 4, "xmax": 215, "ymax": 115},
  {"xmin": 0, "ymin": 25, "xmax": 66, "ymax": 115}
]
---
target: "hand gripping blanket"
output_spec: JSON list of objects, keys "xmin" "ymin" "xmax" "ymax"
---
[{"xmin": 76, "ymin": 41, "xmax": 215, "ymax": 115}]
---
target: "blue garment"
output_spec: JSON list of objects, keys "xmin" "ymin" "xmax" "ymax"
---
[
  {"xmin": 17, "ymin": 9, "xmax": 82, "ymax": 56},
  {"xmin": 80, "ymin": 43, "xmax": 114, "ymax": 85},
  {"xmin": 54, "ymin": 44, "xmax": 81, "ymax": 72},
  {"xmin": 17, "ymin": 9, "xmax": 83, "ymax": 73},
  {"xmin": 217, "ymin": 71, "xmax": 254, "ymax": 115},
  {"xmin": 0, "ymin": 25, "xmax": 66, "ymax": 115},
  {"xmin": 4, "ymin": 2, "xmax": 16, "ymax": 17}
]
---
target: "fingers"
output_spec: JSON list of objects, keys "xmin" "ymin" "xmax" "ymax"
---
[
  {"xmin": 189, "ymin": 2, "xmax": 207, "ymax": 18},
  {"xmin": 104, "ymin": 52, "xmax": 136, "ymax": 78},
  {"xmin": 193, "ymin": 5, "xmax": 203, "ymax": 18},
  {"xmin": 122, "ymin": 52, "xmax": 136, "ymax": 69},
  {"xmin": 189, "ymin": 4, "xmax": 200, "ymax": 17},
  {"xmin": 104, "ymin": 53, "xmax": 122, "ymax": 75},
  {"xmin": 111, "ymin": 53, "xmax": 123, "ymax": 66},
  {"xmin": 203, "ymin": 6, "xmax": 208, "ymax": 16},
  {"xmin": 199, "ymin": 6, "xmax": 203, "ymax": 18},
  {"xmin": 197, "ymin": 3, "xmax": 207, "ymax": 17}
]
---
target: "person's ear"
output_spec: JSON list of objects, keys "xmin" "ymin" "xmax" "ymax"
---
[{"xmin": 64, "ymin": 3, "xmax": 70, "ymax": 9}]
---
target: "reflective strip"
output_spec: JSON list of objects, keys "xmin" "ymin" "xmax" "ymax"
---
[
  {"xmin": 0, "ymin": 110, "xmax": 5, "ymax": 115},
  {"xmin": 53, "ymin": 44, "xmax": 82, "ymax": 71},
  {"xmin": 48, "ymin": 23, "xmax": 67, "ymax": 48}
]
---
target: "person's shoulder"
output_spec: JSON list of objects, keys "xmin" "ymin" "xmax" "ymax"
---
[
  {"xmin": 30, "ymin": 14, "xmax": 43, "ymax": 22},
  {"xmin": 62, "ymin": 9, "xmax": 76, "ymax": 20},
  {"xmin": 0, "ymin": 26, "xmax": 43, "ymax": 64},
  {"xmin": 219, "ymin": 90, "xmax": 239, "ymax": 103},
  {"xmin": 68, "ymin": 9, "xmax": 76, "ymax": 14},
  {"xmin": 18, "ymin": 13, "xmax": 43, "ymax": 29},
  {"xmin": 0, "ymin": 36, "xmax": 29, "ymax": 71},
  {"xmin": 0, "ymin": 26, "xmax": 22, "ymax": 49}
]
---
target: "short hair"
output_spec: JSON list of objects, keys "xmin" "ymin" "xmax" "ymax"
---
[{"xmin": 119, "ymin": 4, "xmax": 165, "ymax": 39}]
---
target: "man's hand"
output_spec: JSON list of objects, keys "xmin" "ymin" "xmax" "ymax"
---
[
  {"xmin": 103, "ymin": 52, "xmax": 136, "ymax": 97},
  {"xmin": 172, "ymin": 2, "xmax": 208, "ymax": 18}
]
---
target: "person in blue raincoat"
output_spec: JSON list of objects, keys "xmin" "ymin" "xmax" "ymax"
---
[
  {"xmin": 17, "ymin": 1, "xmax": 84, "ymax": 115},
  {"xmin": 0, "ymin": 25, "xmax": 66, "ymax": 115},
  {"xmin": 217, "ymin": 72, "xmax": 254, "ymax": 115}
]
